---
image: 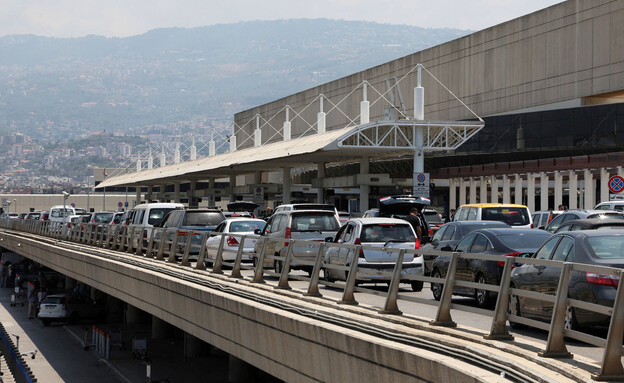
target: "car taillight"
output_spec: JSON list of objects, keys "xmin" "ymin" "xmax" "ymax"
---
[
  {"xmin": 62, "ymin": 304, "xmax": 67, "ymax": 311},
  {"xmin": 178, "ymin": 231, "xmax": 188, "ymax": 236},
  {"xmin": 586, "ymin": 272, "xmax": 620, "ymax": 286},
  {"xmin": 530, "ymin": 223, "xmax": 534, "ymax": 228},
  {"xmin": 227, "ymin": 236, "xmax": 239, "ymax": 246},
  {"xmin": 354, "ymin": 238, "xmax": 365, "ymax": 258},
  {"xmin": 284, "ymin": 227, "xmax": 291, "ymax": 246},
  {"xmin": 415, "ymin": 238, "xmax": 421, "ymax": 250},
  {"xmin": 67, "ymin": 223, "xmax": 71, "ymax": 228},
  {"xmin": 498, "ymin": 252, "xmax": 520, "ymax": 267},
  {"xmin": 547, "ymin": 213, "xmax": 554, "ymax": 224},
  {"xmin": 81, "ymin": 224, "xmax": 85, "ymax": 229},
  {"xmin": 428, "ymin": 229, "xmax": 433, "ymax": 236}
]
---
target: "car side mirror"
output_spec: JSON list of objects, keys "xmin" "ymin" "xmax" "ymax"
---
[
  {"xmin": 441, "ymin": 245, "xmax": 452, "ymax": 251},
  {"xmin": 538, "ymin": 226, "xmax": 545, "ymax": 230},
  {"xmin": 325, "ymin": 237, "xmax": 333, "ymax": 242},
  {"xmin": 254, "ymin": 229, "xmax": 262, "ymax": 235}
]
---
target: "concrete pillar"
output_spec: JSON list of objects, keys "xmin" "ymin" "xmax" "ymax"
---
[
  {"xmin": 449, "ymin": 178, "xmax": 457, "ymax": 211},
  {"xmin": 490, "ymin": 176, "xmax": 498, "ymax": 203},
  {"xmin": 173, "ymin": 182, "xmax": 181, "ymax": 203},
  {"xmin": 359, "ymin": 157, "xmax": 369, "ymax": 212},
  {"xmin": 283, "ymin": 167, "xmax": 291, "ymax": 204},
  {"xmin": 146, "ymin": 185, "xmax": 153, "ymax": 203},
  {"xmin": 229, "ymin": 355, "xmax": 257, "ymax": 383},
  {"xmin": 600, "ymin": 168, "xmax": 609, "ymax": 204},
  {"xmin": 64, "ymin": 276, "xmax": 76, "ymax": 291},
  {"xmin": 526, "ymin": 174, "xmax": 535, "ymax": 213},
  {"xmin": 584, "ymin": 169, "xmax": 594, "ymax": 209},
  {"xmin": 125, "ymin": 304, "xmax": 143, "ymax": 324},
  {"xmin": 540, "ymin": 172, "xmax": 549, "ymax": 211},
  {"xmin": 230, "ymin": 175, "xmax": 236, "ymax": 203},
  {"xmin": 514, "ymin": 174, "xmax": 522, "ymax": 205},
  {"xmin": 479, "ymin": 176, "xmax": 487, "ymax": 203},
  {"xmin": 502, "ymin": 175, "xmax": 510, "ymax": 204},
  {"xmin": 469, "ymin": 177, "xmax": 477, "ymax": 204},
  {"xmin": 317, "ymin": 162, "xmax": 325, "ymax": 203},
  {"xmin": 151, "ymin": 316, "xmax": 170, "ymax": 339},
  {"xmin": 189, "ymin": 180, "xmax": 197, "ymax": 208},
  {"xmin": 184, "ymin": 333, "xmax": 207, "ymax": 358},
  {"xmin": 160, "ymin": 184, "xmax": 167, "ymax": 202},
  {"xmin": 569, "ymin": 171, "xmax": 578, "ymax": 209},
  {"xmin": 135, "ymin": 188, "xmax": 141, "ymax": 207},
  {"xmin": 554, "ymin": 171, "xmax": 563, "ymax": 210},
  {"xmin": 208, "ymin": 178, "xmax": 216, "ymax": 207},
  {"xmin": 459, "ymin": 179, "xmax": 467, "ymax": 206}
]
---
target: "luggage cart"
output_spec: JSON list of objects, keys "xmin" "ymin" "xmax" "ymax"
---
[{"xmin": 10, "ymin": 286, "xmax": 24, "ymax": 307}]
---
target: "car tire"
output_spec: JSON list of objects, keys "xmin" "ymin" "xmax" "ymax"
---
[
  {"xmin": 431, "ymin": 269, "xmax": 443, "ymax": 301},
  {"xmin": 474, "ymin": 273, "xmax": 493, "ymax": 308},
  {"xmin": 564, "ymin": 306, "xmax": 579, "ymax": 331},
  {"xmin": 411, "ymin": 281, "xmax": 424, "ymax": 292},
  {"xmin": 323, "ymin": 268, "xmax": 335, "ymax": 283},
  {"xmin": 42, "ymin": 319, "xmax": 51, "ymax": 326},
  {"xmin": 507, "ymin": 289, "xmax": 526, "ymax": 329}
]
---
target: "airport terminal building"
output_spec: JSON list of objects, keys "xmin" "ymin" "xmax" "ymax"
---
[{"xmin": 99, "ymin": 0, "xmax": 624, "ymax": 216}]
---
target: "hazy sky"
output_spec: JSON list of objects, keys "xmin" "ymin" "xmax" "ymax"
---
[{"xmin": 0, "ymin": 0, "xmax": 564, "ymax": 38}]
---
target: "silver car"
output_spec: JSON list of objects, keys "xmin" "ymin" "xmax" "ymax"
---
[
  {"xmin": 253, "ymin": 210, "xmax": 341, "ymax": 274},
  {"xmin": 324, "ymin": 218, "xmax": 424, "ymax": 291},
  {"xmin": 206, "ymin": 218, "xmax": 266, "ymax": 261}
]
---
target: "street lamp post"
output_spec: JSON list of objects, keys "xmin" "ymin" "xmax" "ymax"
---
[{"xmin": 62, "ymin": 191, "xmax": 70, "ymax": 222}]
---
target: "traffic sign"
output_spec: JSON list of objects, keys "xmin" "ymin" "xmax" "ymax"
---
[
  {"xmin": 118, "ymin": 202, "xmax": 123, "ymax": 208},
  {"xmin": 412, "ymin": 172, "xmax": 430, "ymax": 198},
  {"xmin": 608, "ymin": 175, "xmax": 624, "ymax": 194}
]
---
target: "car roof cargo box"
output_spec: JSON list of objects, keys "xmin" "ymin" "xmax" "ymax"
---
[
  {"xmin": 378, "ymin": 195, "xmax": 431, "ymax": 216},
  {"xmin": 227, "ymin": 202, "xmax": 259, "ymax": 212}
]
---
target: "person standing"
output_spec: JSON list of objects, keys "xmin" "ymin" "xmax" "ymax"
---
[{"xmin": 405, "ymin": 207, "xmax": 424, "ymax": 241}]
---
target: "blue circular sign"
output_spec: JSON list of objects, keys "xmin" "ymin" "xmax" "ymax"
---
[
  {"xmin": 609, "ymin": 176, "xmax": 624, "ymax": 193},
  {"xmin": 417, "ymin": 174, "xmax": 426, "ymax": 183}
]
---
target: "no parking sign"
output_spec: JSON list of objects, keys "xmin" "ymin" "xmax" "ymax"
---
[{"xmin": 608, "ymin": 175, "xmax": 624, "ymax": 194}]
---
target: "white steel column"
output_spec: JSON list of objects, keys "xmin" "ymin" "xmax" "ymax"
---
[
  {"xmin": 526, "ymin": 174, "xmax": 535, "ymax": 213},
  {"xmin": 360, "ymin": 82, "xmax": 370, "ymax": 125},
  {"xmin": 479, "ymin": 176, "xmax": 487, "ymax": 203},
  {"xmin": 540, "ymin": 172, "xmax": 549, "ymax": 211},
  {"xmin": 317, "ymin": 162, "xmax": 325, "ymax": 203},
  {"xmin": 449, "ymin": 178, "xmax": 457, "ymax": 210},
  {"xmin": 283, "ymin": 167, "xmax": 292, "ymax": 204},
  {"xmin": 514, "ymin": 174, "xmax": 522, "ymax": 205},
  {"xmin": 569, "ymin": 171, "xmax": 578, "ymax": 209},
  {"xmin": 360, "ymin": 157, "xmax": 369, "ymax": 212},
  {"xmin": 554, "ymin": 171, "xmax": 563, "ymax": 209},
  {"xmin": 502, "ymin": 175, "xmax": 510, "ymax": 204},
  {"xmin": 600, "ymin": 168, "xmax": 609, "ymax": 203},
  {"xmin": 459, "ymin": 179, "xmax": 467, "ymax": 206},
  {"xmin": 469, "ymin": 177, "xmax": 477, "ymax": 204},
  {"xmin": 490, "ymin": 176, "xmax": 498, "ymax": 203},
  {"xmin": 584, "ymin": 169, "xmax": 594, "ymax": 209}
]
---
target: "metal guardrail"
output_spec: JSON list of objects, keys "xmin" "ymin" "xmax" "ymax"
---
[{"xmin": 2, "ymin": 218, "xmax": 624, "ymax": 381}]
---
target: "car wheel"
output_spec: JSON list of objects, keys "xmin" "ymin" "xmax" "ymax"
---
[
  {"xmin": 274, "ymin": 259, "xmax": 283, "ymax": 274},
  {"xmin": 564, "ymin": 306, "xmax": 579, "ymax": 331},
  {"xmin": 323, "ymin": 268, "xmax": 335, "ymax": 283},
  {"xmin": 42, "ymin": 319, "xmax": 51, "ymax": 326},
  {"xmin": 474, "ymin": 274, "xmax": 492, "ymax": 308},
  {"xmin": 252, "ymin": 255, "xmax": 258, "ymax": 268},
  {"xmin": 507, "ymin": 288, "xmax": 526, "ymax": 329},
  {"xmin": 431, "ymin": 269, "xmax": 443, "ymax": 301},
  {"xmin": 411, "ymin": 281, "xmax": 424, "ymax": 292}
]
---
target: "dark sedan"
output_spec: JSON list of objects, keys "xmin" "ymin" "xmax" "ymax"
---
[
  {"xmin": 544, "ymin": 209, "xmax": 623, "ymax": 233},
  {"xmin": 430, "ymin": 228, "xmax": 552, "ymax": 308},
  {"xmin": 509, "ymin": 231, "xmax": 624, "ymax": 330},
  {"xmin": 421, "ymin": 221, "xmax": 510, "ymax": 275},
  {"xmin": 554, "ymin": 218, "xmax": 624, "ymax": 233}
]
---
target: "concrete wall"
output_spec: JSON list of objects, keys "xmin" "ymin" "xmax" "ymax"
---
[
  {"xmin": 0, "ymin": 231, "xmax": 513, "ymax": 383},
  {"xmin": 234, "ymin": 0, "xmax": 624, "ymax": 150},
  {"xmin": 1, "ymin": 194, "xmax": 135, "ymax": 214}
]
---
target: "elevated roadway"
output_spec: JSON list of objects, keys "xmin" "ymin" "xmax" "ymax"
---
[{"xmin": 0, "ymin": 227, "xmax": 609, "ymax": 382}]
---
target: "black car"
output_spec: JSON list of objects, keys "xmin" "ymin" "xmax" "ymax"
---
[
  {"xmin": 421, "ymin": 221, "xmax": 510, "ymax": 275},
  {"xmin": 430, "ymin": 228, "xmax": 552, "ymax": 307},
  {"xmin": 510, "ymin": 231, "xmax": 624, "ymax": 330},
  {"xmin": 544, "ymin": 209, "xmax": 623, "ymax": 233},
  {"xmin": 554, "ymin": 218, "xmax": 624, "ymax": 233}
]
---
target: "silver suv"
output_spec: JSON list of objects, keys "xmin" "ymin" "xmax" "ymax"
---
[{"xmin": 254, "ymin": 209, "xmax": 341, "ymax": 274}]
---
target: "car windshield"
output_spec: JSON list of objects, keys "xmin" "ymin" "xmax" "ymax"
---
[
  {"xmin": 587, "ymin": 236, "xmax": 624, "ymax": 259},
  {"xmin": 497, "ymin": 232, "xmax": 552, "ymax": 249},
  {"xmin": 424, "ymin": 211, "xmax": 443, "ymax": 224},
  {"xmin": 229, "ymin": 220, "xmax": 263, "ymax": 232},
  {"xmin": 183, "ymin": 212, "xmax": 224, "ymax": 226},
  {"xmin": 291, "ymin": 213, "xmax": 339, "ymax": 232},
  {"xmin": 360, "ymin": 224, "xmax": 415, "ymax": 243},
  {"xmin": 148, "ymin": 208, "xmax": 177, "ymax": 225},
  {"xmin": 43, "ymin": 296, "xmax": 64, "ymax": 304},
  {"xmin": 482, "ymin": 207, "xmax": 530, "ymax": 226},
  {"xmin": 93, "ymin": 213, "xmax": 114, "ymax": 223}
]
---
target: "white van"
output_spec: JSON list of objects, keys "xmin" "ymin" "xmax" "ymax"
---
[
  {"xmin": 594, "ymin": 201, "xmax": 624, "ymax": 212},
  {"xmin": 49, "ymin": 205, "xmax": 76, "ymax": 223},
  {"xmin": 129, "ymin": 203, "xmax": 185, "ymax": 244}
]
